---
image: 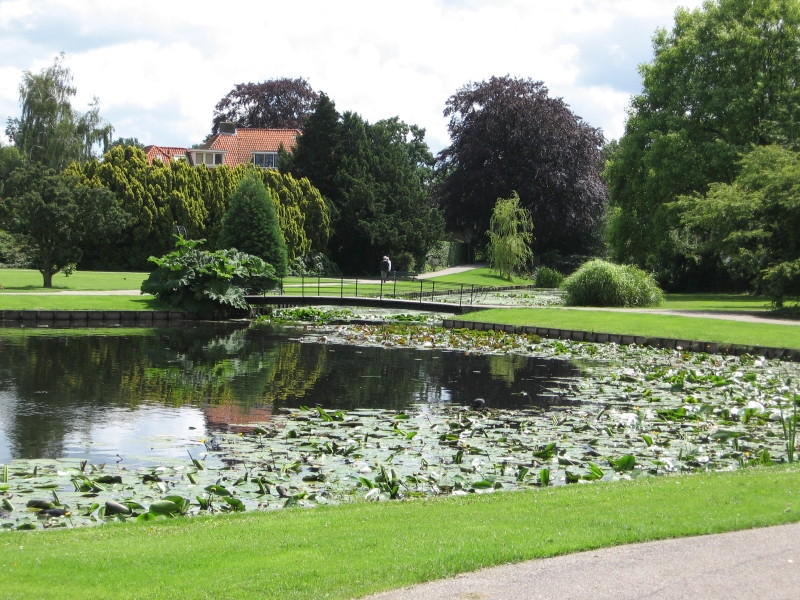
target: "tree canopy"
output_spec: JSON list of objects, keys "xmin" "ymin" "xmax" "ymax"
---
[
  {"xmin": 211, "ymin": 78, "xmax": 318, "ymax": 134},
  {"xmin": 5, "ymin": 54, "xmax": 113, "ymax": 171},
  {"xmin": 677, "ymin": 145, "xmax": 800, "ymax": 305},
  {"xmin": 605, "ymin": 0, "xmax": 800, "ymax": 290},
  {"xmin": 287, "ymin": 97, "xmax": 444, "ymax": 274},
  {"xmin": 0, "ymin": 163, "xmax": 129, "ymax": 286},
  {"xmin": 218, "ymin": 175, "xmax": 288, "ymax": 276},
  {"xmin": 68, "ymin": 146, "xmax": 331, "ymax": 270},
  {"xmin": 436, "ymin": 75, "xmax": 606, "ymax": 257}
]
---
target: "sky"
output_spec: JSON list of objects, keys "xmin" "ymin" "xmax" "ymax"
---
[{"xmin": 0, "ymin": 0, "xmax": 704, "ymax": 154}]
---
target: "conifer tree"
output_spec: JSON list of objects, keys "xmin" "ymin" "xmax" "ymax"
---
[{"xmin": 218, "ymin": 175, "xmax": 288, "ymax": 276}]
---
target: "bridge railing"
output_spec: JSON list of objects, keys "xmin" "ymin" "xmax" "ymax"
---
[{"xmin": 263, "ymin": 276, "xmax": 543, "ymax": 307}]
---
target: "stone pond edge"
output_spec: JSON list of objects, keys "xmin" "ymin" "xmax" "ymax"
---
[{"xmin": 441, "ymin": 318, "xmax": 799, "ymax": 361}]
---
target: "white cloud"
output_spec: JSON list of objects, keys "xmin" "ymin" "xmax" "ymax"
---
[{"xmin": 0, "ymin": 0, "xmax": 704, "ymax": 151}]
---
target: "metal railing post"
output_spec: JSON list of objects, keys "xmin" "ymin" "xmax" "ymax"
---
[
  {"xmin": 419, "ymin": 280, "xmax": 423, "ymax": 304},
  {"xmin": 393, "ymin": 276, "xmax": 397, "ymax": 297},
  {"xmin": 380, "ymin": 279, "xmax": 383, "ymax": 300},
  {"xmin": 460, "ymin": 284, "xmax": 463, "ymax": 308},
  {"xmin": 341, "ymin": 277, "xmax": 344, "ymax": 299},
  {"xmin": 432, "ymin": 282, "xmax": 435, "ymax": 300},
  {"xmin": 355, "ymin": 279, "xmax": 358, "ymax": 297},
  {"xmin": 318, "ymin": 276, "xmax": 321, "ymax": 297},
  {"xmin": 301, "ymin": 274, "xmax": 304, "ymax": 298}
]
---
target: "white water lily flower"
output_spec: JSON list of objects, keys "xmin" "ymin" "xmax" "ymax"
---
[
  {"xmin": 754, "ymin": 359, "xmax": 765, "ymax": 367},
  {"xmin": 769, "ymin": 411, "xmax": 783, "ymax": 421},
  {"xmin": 697, "ymin": 456, "xmax": 710, "ymax": 464},
  {"xmin": 364, "ymin": 488, "xmax": 380, "ymax": 501},
  {"xmin": 746, "ymin": 401, "xmax": 765, "ymax": 412},
  {"xmin": 359, "ymin": 466, "xmax": 372, "ymax": 474},
  {"xmin": 730, "ymin": 407, "xmax": 740, "ymax": 417},
  {"xmin": 618, "ymin": 413, "xmax": 639, "ymax": 428},
  {"xmin": 733, "ymin": 371, "xmax": 744, "ymax": 379}
]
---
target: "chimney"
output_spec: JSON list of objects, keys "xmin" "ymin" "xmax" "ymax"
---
[{"xmin": 219, "ymin": 122, "xmax": 236, "ymax": 135}]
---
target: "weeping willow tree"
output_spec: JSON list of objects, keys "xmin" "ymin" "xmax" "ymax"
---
[{"xmin": 487, "ymin": 192, "xmax": 534, "ymax": 280}]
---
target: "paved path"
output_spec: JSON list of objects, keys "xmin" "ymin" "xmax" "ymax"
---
[
  {"xmin": 363, "ymin": 523, "xmax": 800, "ymax": 600},
  {"xmin": 416, "ymin": 264, "xmax": 486, "ymax": 279}
]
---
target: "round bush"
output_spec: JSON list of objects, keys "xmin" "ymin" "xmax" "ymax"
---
[
  {"xmin": 560, "ymin": 259, "xmax": 663, "ymax": 307},
  {"xmin": 534, "ymin": 266, "xmax": 565, "ymax": 288}
]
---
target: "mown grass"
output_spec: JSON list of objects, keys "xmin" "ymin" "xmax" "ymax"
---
[
  {"xmin": 662, "ymin": 293, "xmax": 774, "ymax": 311},
  {"xmin": 0, "ymin": 296, "xmax": 170, "ymax": 311},
  {"xmin": 425, "ymin": 266, "xmax": 532, "ymax": 286},
  {"xmin": 0, "ymin": 269, "xmax": 148, "ymax": 291},
  {"xmin": 462, "ymin": 307, "xmax": 800, "ymax": 349},
  {"xmin": 0, "ymin": 466, "xmax": 798, "ymax": 600}
]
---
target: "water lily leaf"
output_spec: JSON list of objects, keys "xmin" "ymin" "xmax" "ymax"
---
[
  {"xmin": 26, "ymin": 499, "xmax": 53, "ymax": 510},
  {"xmin": 148, "ymin": 500, "xmax": 181, "ymax": 517},
  {"xmin": 205, "ymin": 484, "xmax": 231, "ymax": 497},
  {"xmin": 104, "ymin": 501, "xmax": 132, "ymax": 516},
  {"xmin": 612, "ymin": 455, "xmax": 636, "ymax": 471},
  {"xmin": 224, "ymin": 497, "xmax": 245, "ymax": 512},
  {"xmin": 540, "ymin": 469, "xmax": 551, "ymax": 486},
  {"xmin": 642, "ymin": 435, "xmax": 653, "ymax": 447},
  {"xmin": 1, "ymin": 498, "xmax": 14, "ymax": 512}
]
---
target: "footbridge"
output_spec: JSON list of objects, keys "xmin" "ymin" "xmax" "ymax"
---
[{"xmin": 244, "ymin": 294, "xmax": 487, "ymax": 314}]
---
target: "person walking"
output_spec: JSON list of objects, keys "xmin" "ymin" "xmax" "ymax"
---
[{"xmin": 380, "ymin": 255, "xmax": 391, "ymax": 283}]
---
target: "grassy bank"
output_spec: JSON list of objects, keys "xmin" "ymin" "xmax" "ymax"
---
[
  {"xmin": 461, "ymin": 307, "xmax": 800, "ymax": 349},
  {"xmin": 0, "ymin": 296, "xmax": 169, "ymax": 311},
  {"xmin": 0, "ymin": 269, "xmax": 147, "ymax": 291},
  {"xmin": 661, "ymin": 293, "xmax": 772, "ymax": 311},
  {"xmin": 0, "ymin": 466, "xmax": 797, "ymax": 599}
]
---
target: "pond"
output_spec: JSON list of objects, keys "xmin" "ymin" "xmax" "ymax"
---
[
  {"xmin": 1, "ymin": 321, "xmax": 798, "ymax": 529},
  {"xmin": 0, "ymin": 323, "xmax": 582, "ymax": 465}
]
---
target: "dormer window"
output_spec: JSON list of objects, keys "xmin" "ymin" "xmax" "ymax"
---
[
  {"xmin": 253, "ymin": 152, "xmax": 279, "ymax": 169},
  {"xmin": 189, "ymin": 150, "xmax": 226, "ymax": 167}
]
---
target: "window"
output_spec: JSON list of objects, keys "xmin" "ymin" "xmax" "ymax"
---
[
  {"xmin": 253, "ymin": 152, "xmax": 278, "ymax": 169},
  {"xmin": 214, "ymin": 153, "xmax": 223, "ymax": 165}
]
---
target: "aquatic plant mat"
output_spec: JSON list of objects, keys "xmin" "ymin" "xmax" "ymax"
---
[
  {"xmin": 0, "ymin": 467, "xmax": 797, "ymax": 599},
  {"xmin": 3, "ymin": 324, "xmax": 800, "ymax": 527}
]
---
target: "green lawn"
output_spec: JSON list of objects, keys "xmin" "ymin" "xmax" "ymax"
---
[
  {"xmin": 0, "ymin": 269, "xmax": 148, "ymax": 292},
  {"xmin": 426, "ymin": 266, "xmax": 532, "ymax": 286},
  {"xmin": 0, "ymin": 295, "xmax": 169, "ymax": 311},
  {"xmin": 462, "ymin": 307, "xmax": 800, "ymax": 349},
  {"xmin": 0, "ymin": 466, "xmax": 797, "ymax": 600},
  {"xmin": 662, "ymin": 293, "xmax": 774, "ymax": 311}
]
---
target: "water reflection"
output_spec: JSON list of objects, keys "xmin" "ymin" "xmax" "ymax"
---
[{"xmin": 0, "ymin": 324, "xmax": 582, "ymax": 463}]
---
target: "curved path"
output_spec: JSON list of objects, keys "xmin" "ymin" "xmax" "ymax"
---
[{"xmin": 364, "ymin": 523, "xmax": 800, "ymax": 600}]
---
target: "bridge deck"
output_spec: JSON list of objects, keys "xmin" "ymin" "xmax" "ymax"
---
[{"xmin": 245, "ymin": 295, "xmax": 488, "ymax": 315}]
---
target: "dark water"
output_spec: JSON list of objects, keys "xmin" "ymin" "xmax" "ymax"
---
[{"xmin": 0, "ymin": 323, "xmax": 582, "ymax": 465}]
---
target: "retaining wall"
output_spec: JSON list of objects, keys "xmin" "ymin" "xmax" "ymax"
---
[
  {"xmin": 442, "ymin": 318, "xmax": 799, "ymax": 361},
  {"xmin": 0, "ymin": 310, "xmax": 196, "ymax": 327}
]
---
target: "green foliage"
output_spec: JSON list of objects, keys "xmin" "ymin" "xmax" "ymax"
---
[
  {"xmin": 0, "ymin": 162, "xmax": 129, "ymax": 287},
  {"xmin": 289, "ymin": 96, "xmax": 443, "ymax": 274},
  {"xmin": 68, "ymin": 147, "xmax": 331, "ymax": 270},
  {"xmin": 534, "ymin": 266, "xmax": 565, "ymax": 288},
  {"xmin": 218, "ymin": 176, "xmax": 288, "ymax": 276},
  {"xmin": 560, "ymin": 259, "xmax": 664, "ymax": 307},
  {"xmin": 487, "ymin": 192, "xmax": 534, "ymax": 280},
  {"xmin": 393, "ymin": 251, "xmax": 415, "ymax": 272},
  {"xmin": 677, "ymin": 146, "xmax": 800, "ymax": 306},
  {"xmin": 140, "ymin": 236, "xmax": 277, "ymax": 316},
  {"xmin": 5, "ymin": 54, "xmax": 112, "ymax": 171},
  {"xmin": 287, "ymin": 252, "xmax": 341, "ymax": 277},
  {"xmin": 424, "ymin": 241, "xmax": 466, "ymax": 271},
  {"xmin": 605, "ymin": 0, "xmax": 800, "ymax": 290}
]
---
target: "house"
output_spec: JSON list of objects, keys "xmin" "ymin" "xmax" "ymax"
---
[
  {"xmin": 143, "ymin": 122, "xmax": 300, "ymax": 169},
  {"xmin": 143, "ymin": 145, "xmax": 189, "ymax": 165}
]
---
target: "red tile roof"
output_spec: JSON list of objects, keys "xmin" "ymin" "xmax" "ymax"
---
[
  {"xmin": 143, "ymin": 145, "xmax": 189, "ymax": 165},
  {"xmin": 202, "ymin": 128, "xmax": 300, "ymax": 167}
]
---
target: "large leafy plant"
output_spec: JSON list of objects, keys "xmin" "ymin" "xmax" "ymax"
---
[{"xmin": 141, "ymin": 236, "xmax": 277, "ymax": 316}]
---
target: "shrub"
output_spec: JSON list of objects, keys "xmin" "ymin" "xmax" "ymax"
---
[
  {"xmin": 534, "ymin": 266, "xmax": 564, "ymax": 288},
  {"xmin": 141, "ymin": 236, "xmax": 277, "ymax": 316},
  {"xmin": 560, "ymin": 259, "xmax": 663, "ymax": 307},
  {"xmin": 218, "ymin": 175, "xmax": 288, "ymax": 276},
  {"xmin": 287, "ymin": 252, "xmax": 341, "ymax": 277},
  {"xmin": 393, "ymin": 251, "xmax": 415, "ymax": 272}
]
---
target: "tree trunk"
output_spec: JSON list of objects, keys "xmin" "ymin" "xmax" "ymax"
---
[{"xmin": 41, "ymin": 259, "xmax": 52, "ymax": 288}]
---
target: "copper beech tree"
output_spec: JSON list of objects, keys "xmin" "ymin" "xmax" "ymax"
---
[{"xmin": 436, "ymin": 76, "xmax": 606, "ymax": 257}]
